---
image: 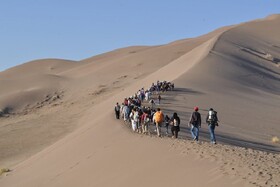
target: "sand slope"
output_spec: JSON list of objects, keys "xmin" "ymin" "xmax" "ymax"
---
[
  {"xmin": 0, "ymin": 15, "xmax": 279, "ymax": 187},
  {"xmin": 173, "ymin": 14, "xmax": 280, "ymax": 152}
]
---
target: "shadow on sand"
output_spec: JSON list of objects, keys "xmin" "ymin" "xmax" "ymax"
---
[
  {"xmin": 147, "ymin": 87, "xmax": 280, "ymax": 153},
  {"xmin": 177, "ymin": 126, "xmax": 279, "ymax": 153}
]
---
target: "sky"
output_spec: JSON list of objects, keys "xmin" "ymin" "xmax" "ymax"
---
[{"xmin": 0, "ymin": 0, "xmax": 279, "ymax": 71}]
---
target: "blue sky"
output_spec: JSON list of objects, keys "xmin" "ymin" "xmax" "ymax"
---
[{"xmin": 0, "ymin": 0, "xmax": 279, "ymax": 71}]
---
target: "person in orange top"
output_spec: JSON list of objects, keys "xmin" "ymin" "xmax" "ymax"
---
[{"xmin": 154, "ymin": 108, "xmax": 164, "ymax": 137}]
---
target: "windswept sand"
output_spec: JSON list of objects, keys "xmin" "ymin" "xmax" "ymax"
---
[{"xmin": 0, "ymin": 15, "xmax": 280, "ymax": 187}]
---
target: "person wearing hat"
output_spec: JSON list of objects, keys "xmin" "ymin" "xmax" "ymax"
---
[
  {"xmin": 206, "ymin": 108, "xmax": 219, "ymax": 144},
  {"xmin": 188, "ymin": 106, "xmax": 201, "ymax": 141}
]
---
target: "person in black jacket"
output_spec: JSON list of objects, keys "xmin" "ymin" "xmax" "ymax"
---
[
  {"xmin": 188, "ymin": 106, "xmax": 201, "ymax": 141},
  {"xmin": 114, "ymin": 102, "xmax": 120, "ymax": 119},
  {"xmin": 170, "ymin": 112, "xmax": 180, "ymax": 139},
  {"xmin": 164, "ymin": 115, "xmax": 170, "ymax": 135}
]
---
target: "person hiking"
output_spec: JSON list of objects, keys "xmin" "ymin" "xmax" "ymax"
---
[
  {"xmin": 170, "ymin": 112, "xmax": 180, "ymax": 139},
  {"xmin": 158, "ymin": 94, "xmax": 161, "ymax": 104},
  {"xmin": 149, "ymin": 99, "xmax": 155, "ymax": 109},
  {"xmin": 171, "ymin": 83, "xmax": 174, "ymax": 91},
  {"xmin": 154, "ymin": 108, "xmax": 164, "ymax": 137},
  {"xmin": 145, "ymin": 91, "xmax": 150, "ymax": 101},
  {"xmin": 137, "ymin": 107, "xmax": 143, "ymax": 133},
  {"xmin": 141, "ymin": 111, "xmax": 150, "ymax": 134},
  {"xmin": 189, "ymin": 106, "xmax": 201, "ymax": 141},
  {"xmin": 206, "ymin": 108, "xmax": 219, "ymax": 144},
  {"xmin": 130, "ymin": 108, "xmax": 139, "ymax": 132},
  {"xmin": 164, "ymin": 115, "xmax": 170, "ymax": 135},
  {"xmin": 122, "ymin": 104, "xmax": 130, "ymax": 123},
  {"xmin": 120, "ymin": 103, "xmax": 124, "ymax": 119},
  {"xmin": 115, "ymin": 102, "xmax": 121, "ymax": 119}
]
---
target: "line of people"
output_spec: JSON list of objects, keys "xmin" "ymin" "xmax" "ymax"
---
[
  {"xmin": 114, "ymin": 81, "xmax": 219, "ymax": 143},
  {"xmin": 114, "ymin": 81, "xmax": 180, "ymax": 138}
]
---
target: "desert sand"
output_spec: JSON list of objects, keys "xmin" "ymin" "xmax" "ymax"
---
[{"xmin": 0, "ymin": 15, "xmax": 279, "ymax": 187}]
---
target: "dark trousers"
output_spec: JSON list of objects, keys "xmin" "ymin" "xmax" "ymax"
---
[
  {"xmin": 115, "ymin": 111, "xmax": 120, "ymax": 119},
  {"xmin": 171, "ymin": 126, "xmax": 179, "ymax": 138}
]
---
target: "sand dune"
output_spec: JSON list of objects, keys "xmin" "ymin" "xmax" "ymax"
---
[
  {"xmin": 0, "ymin": 59, "xmax": 79, "ymax": 114},
  {"xmin": 0, "ymin": 15, "xmax": 279, "ymax": 187}
]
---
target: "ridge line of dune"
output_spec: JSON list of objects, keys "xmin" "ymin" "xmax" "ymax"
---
[
  {"xmin": 136, "ymin": 34, "xmax": 226, "ymax": 84},
  {"xmin": 209, "ymin": 24, "xmax": 242, "ymax": 53}
]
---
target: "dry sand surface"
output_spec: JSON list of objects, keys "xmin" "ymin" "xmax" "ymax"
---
[{"xmin": 0, "ymin": 15, "xmax": 280, "ymax": 187}]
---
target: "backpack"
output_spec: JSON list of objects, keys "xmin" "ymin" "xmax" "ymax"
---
[
  {"xmin": 208, "ymin": 111, "xmax": 217, "ymax": 124},
  {"xmin": 144, "ymin": 114, "xmax": 150, "ymax": 123},
  {"xmin": 155, "ymin": 111, "xmax": 164, "ymax": 123},
  {"xmin": 173, "ymin": 119, "xmax": 179, "ymax": 126}
]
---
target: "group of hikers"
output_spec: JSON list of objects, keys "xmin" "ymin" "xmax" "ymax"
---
[
  {"xmin": 188, "ymin": 106, "xmax": 219, "ymax": 144},
  {"xmin": 114, "ymin": 81, "xmax": 219, "ymax": 144}
]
